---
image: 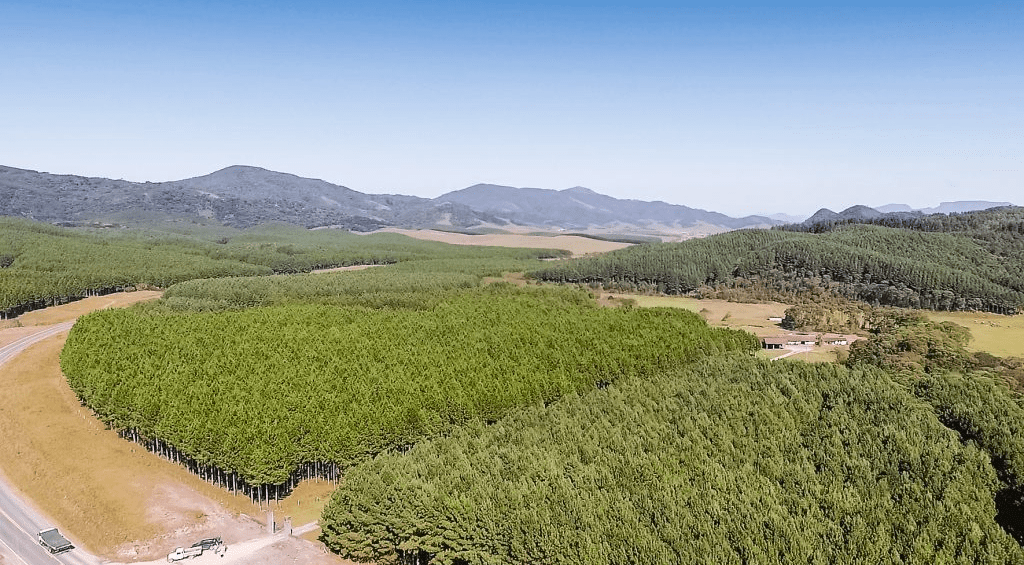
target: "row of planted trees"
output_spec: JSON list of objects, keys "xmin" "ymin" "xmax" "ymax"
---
[
  {"xmin": 61, "ymin": 285, "xmax": 758, "ymax": 500},
  {"xmin": 320, "ymin": 355, "xmax": 1024, "ymax": 564},
  {"xmin": 0, "ymin": 216, "xmax": 568, "ymax": 317},
  {"xmin": 118, "ymin": 427, "xmax": 339, "ymax": 508}
]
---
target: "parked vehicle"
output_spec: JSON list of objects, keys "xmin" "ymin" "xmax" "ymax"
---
[
  {"xmin": 166, "ymin": 545, "xmax": 204, "ymax": 562},
  {"xmin": 37, "ymin": 528, "xmax": 74, "ymax": 554},
  {"xmin": 167, "ymin": 536, "xmax": 224, "ymax": 561}
]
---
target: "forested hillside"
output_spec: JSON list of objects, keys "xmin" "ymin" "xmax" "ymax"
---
[
  {"xmin": 321, "ymin": 356, "xmax": 1024, "ymax": 564},
  {"xmin": 61, "ymin": 285, "xmax": 756, "ymax": 494},
  {"xmin": 0, "ymin": 218, "xmax": 564, "ymax": 317},
  {"xmin": 786, "ymin": 205, "xmax": 1024, "ymax": 236},
  {"xmin": 534, "ymin": 209, "xmax": 1024, "ymax": 314},
  {"xmin": 32, "ymin": 205, "xmax": 1024, "ymax": 563}
]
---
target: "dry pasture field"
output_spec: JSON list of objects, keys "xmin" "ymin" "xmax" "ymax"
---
[
  {"xmin": 925, "ymin": 311, "xmax": 1024, "ymax": 358},
  {"xmin": 371, "ymin": 228, "xmax": 631, "ymax": 256},
  {"xmin": 610, "ymin": 293, "xmax": 790, "ymax": 336}
]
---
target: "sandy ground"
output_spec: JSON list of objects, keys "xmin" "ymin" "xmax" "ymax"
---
[
  {"xmin": 370, "ymin": 228, "xmax": 631, "ymax": 256},
  {"xmin": 0, "ymin": 292, "xmax": 349, "ymax": 564},
  {"xmin": 129, "ymin": 529, "xmax": 343, "ymax": 565}
]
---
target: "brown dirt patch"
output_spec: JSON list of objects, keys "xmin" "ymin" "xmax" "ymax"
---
[
  {"xmin": 370, "ymin": 228, "xmax": 630, "ymax": 257},
  {"xmin": 218, "ymin": 534, "xmax": 353, "ymax": 565},
  {"xmin": 15, "ymin": 291, "xmax": 162, "ymax": 326}
]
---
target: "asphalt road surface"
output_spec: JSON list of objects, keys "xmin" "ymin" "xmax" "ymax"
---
[{"xmin": 0, "ymin": 321, "xmax": 100, "ymax": 565}]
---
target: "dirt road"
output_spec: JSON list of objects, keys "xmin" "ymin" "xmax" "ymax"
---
[
  {"xmin": 771, "ymin": 344, "xmax": 814, "ymax": 360},
  {"xmin": 0, "ymin": 323, "xmax": 101, "ymax": 565}
]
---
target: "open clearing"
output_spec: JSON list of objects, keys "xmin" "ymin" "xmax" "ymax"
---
[
  {"xmin": 607, "ymin": 293, "xmax": 791, "ymax": 336},
  {"xmin": 604, "ymin": 293, "xmax": 850, "ymax": 363},
  {"xmin": 0, "ymin": 293, "xmax": 346, "ymax": 564},
  {"xmin": 371, "ymin": 228, "xmax": 631, "ymax": 256},
  {"xmin": 925, "ymin": 311, "xmax": 1024, "ymax": 358}
]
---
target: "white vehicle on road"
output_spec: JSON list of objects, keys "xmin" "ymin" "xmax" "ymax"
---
[
  {"xmin": 167, "ymin": 537, "xmax": 225, "ymax": 561},
  {"xmin": 166, "ymin": 545, "xmax": 204, "ymax": 562}
]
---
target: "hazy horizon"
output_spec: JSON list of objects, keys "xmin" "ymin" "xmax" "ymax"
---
[{"xmin": 2, "ymin": 1, "xmax": 1020, "ymax": 217}]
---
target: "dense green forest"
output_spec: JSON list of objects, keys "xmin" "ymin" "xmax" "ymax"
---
[
  {"xmin": 159, "ymin": 257, "xmax": 553, "ymax": 312},
  {"xmin": 533, "ymin": 209, "xmax": 1024, "ymax": 314},
  {"xmin": 321, "ymin": 355, "xmax": 1024, "ymax": 564},
  {"xmin": 61, "ymin": 285, "xmax": 756, "ymax": 494},
  {"xmin": 0, "ymin": 217, "xmax": 565, "ymax": 317},
  {"xmin": 21, "ymin": 208, "xmax": 1023, "ymax": 562}
]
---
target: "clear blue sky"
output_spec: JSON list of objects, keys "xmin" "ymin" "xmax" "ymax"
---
[{"xmin": 2, "ymin": 1, "xmax": 1020, "ymax": 216}]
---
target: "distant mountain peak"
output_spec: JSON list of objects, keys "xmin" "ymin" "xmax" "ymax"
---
[
  {"xmin": 0, "ymin": 165, "xmax": 779, "ymax": 233},
  {"xmin": 840, "ymin": 205, "xmax": 884, "ymax": 219},
  {"xmin": 804, "ymin": 208, "xmax": 838, "ymax": 224},
  {"xmin": 562, "ymin": 186, "xmax": 596, "ymax": 195},
  {"xmin": 876, "ymin": 203, "xmax": 913, "ymax": 214},
  {"xmin": 437, "ymin": 183, "xmax": 777, "ymax": 230},
  {"xmin": 923, "ymin": 201, "xmax": 1014, "ymax": 214},
  {"xmin": 215, "ymin": 164, "xmax": 268, "ymax": 173}
]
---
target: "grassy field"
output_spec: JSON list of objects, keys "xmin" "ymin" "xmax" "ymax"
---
[
  {"xmin": 606, "ymin": 293, "xmax": 790, "ymax": 336},
  {"xmin": 373, "ymin": 228, "xmax": 631, "ymax": 256},
  {"xmin": 925, "ymin": 311, "xmax": 1024, "ymax": 358}
]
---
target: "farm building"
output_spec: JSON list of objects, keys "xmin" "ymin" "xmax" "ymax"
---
[
  {"xmin": 761, "ymin": 336, "xmax": 788, "ymax": 350},
  {"xmin": 822, "ymin": 334, "xmax": 849, "ymax": 345},
  {"xmin": 786, "ymin": 335, "xmax": 817, "ymax": 346}
]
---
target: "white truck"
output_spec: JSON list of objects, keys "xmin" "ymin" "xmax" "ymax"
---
[
  {"xmin": 167, "ymin": 537, "xmax": 224, "ymax": 562},
  {"xmin": 37, "ymin": 528, "xmax": 74, "ymax": 554},
  {"xmin": 166, "ymin": 546, "xmax": 204, "ymax": 562}
]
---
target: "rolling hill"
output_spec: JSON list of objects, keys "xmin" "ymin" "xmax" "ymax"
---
[
  {"xmin": 0, "ymin": 165, "xmax": 776, "ymax": 232},
  {"xmin": 435, "ymin": 183, "xmax": 776, "ymax": 230},
  {"xmin": 534, "ymin": 207, "xmax": 1024, "ymax": 314}
]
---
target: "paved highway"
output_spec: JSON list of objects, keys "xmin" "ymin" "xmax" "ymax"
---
[{"xmin": 0, "ymin": 322, "xmax": 101, "ymax": 565}]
